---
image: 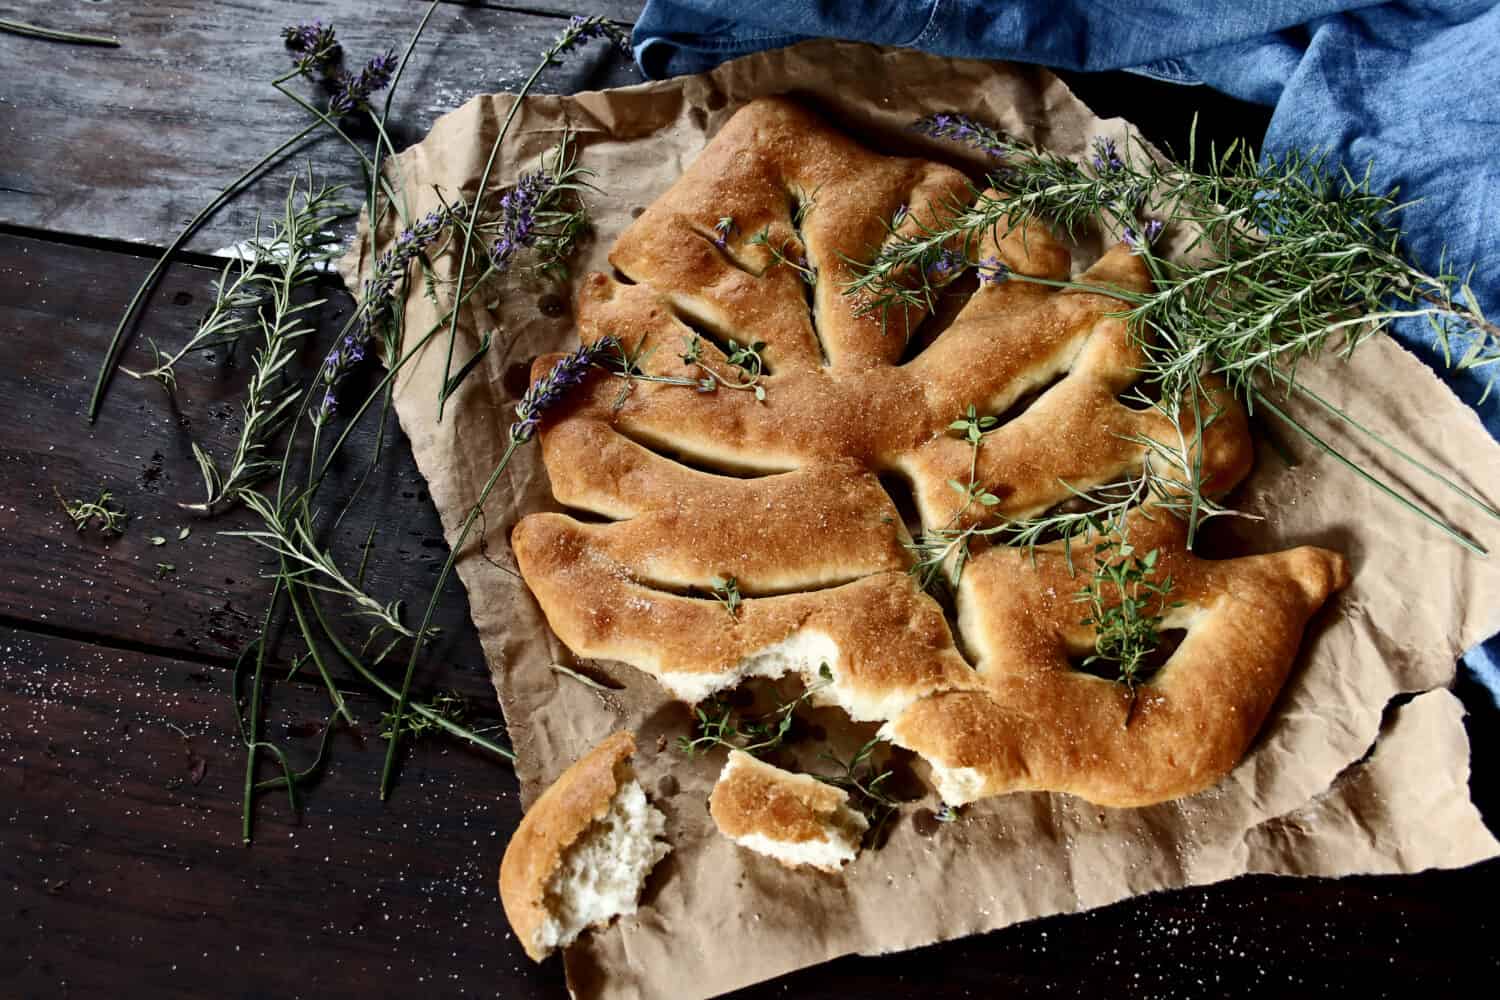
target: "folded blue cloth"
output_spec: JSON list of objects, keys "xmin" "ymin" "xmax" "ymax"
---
[{"xmin": 632, "ymin": 0, "xmax": 1500, "ymax": 701}]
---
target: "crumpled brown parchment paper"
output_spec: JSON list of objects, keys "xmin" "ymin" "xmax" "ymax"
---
[{"xmin": 339, "ymin": 40, "xmax": 1500, "ymax": 1000}]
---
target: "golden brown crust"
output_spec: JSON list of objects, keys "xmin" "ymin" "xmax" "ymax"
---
[
  {"xmin": 608, "ymin": 95, "xmax": 973, "ymax": 372},
  {"xmin": 886, "ymin": 512, "xmax": 1351, "ymax": 807},
  {"xmin": 709, "ymin": 751, "xmax": 866, "ymax": 869},
  {"xmin": 498, "ymin": 730, "xmax": 636, "ymax": 961},
  {"xmin": 513, "ymin": 97, "xmax": 1347, "ymax": 811}
]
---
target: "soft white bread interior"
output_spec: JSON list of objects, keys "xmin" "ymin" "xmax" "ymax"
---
[
  {"xmin": 708, "ymin": 750, "xmax": 867, "ymax": 872},
  {"xmin": 499, "ymin": 731, "xmax": 669, "ymax": 961}
]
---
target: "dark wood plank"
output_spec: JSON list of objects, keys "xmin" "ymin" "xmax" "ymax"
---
[
  {"xmin": 0, "ymin": 232, "xmax": 499, "ymax": 706},
  {"xmin": 0, "ymin": 0, "xmax": 642, "ymax": 250},
  {"xmin": 5, "ymin": 625, "xmax": 1498, "ymax": 999},
  {"xmin": 0, "ymin": 625, "xmax": 536, "ymax": 998}
]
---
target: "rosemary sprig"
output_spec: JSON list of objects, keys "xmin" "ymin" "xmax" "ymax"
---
[
  {"xmin": 380, "ymin": 691, "xmax": 468, "ymax": 742},
  {"xmin": 907, "ymin": 394, "xmax": 1248, "ymax": 592},
  {"xmin": 55, "ymin": 488, "xmax": 128, "ymax": 535},
  {"xmin": 124, "ymin": 256, "xmax": 266, "ymax": 391},
  {"xmin": 863, "ymin": 112, "xmax": 1497, "ymax": 552},
  {"xmin": 181, "ymin": 172, "xmax": 346, "ymax": 513},
  {"xmin": 227, "ymin": 490, "xmax": 434, "ymax": 642}
]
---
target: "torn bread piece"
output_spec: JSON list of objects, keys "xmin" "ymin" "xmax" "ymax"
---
[
  {"xmin": 709, "ymin": 750, "xmax": 868, "ymax": 872},
  {"xmin": 499, "ymin": 731, "xmax": 669, "ymax": 962}
]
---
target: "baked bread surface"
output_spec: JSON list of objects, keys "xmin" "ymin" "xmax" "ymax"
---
[
  {"xmin": 513, "ymin": 97, "xmax": 1350, "ymax": 810},
  {"xmin": 499, "ymin": 731, "xmax": 668, "ymax": 960},
  {"xmin": 709, "ymin": 750, "xmax": 869, "ymax": 871}
]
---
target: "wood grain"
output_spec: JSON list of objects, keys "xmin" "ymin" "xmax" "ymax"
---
[
  {"xmin": 4, "ymin": 628, "xmax": 1497, "ymax": 998},
  {"xmin": 0, "ymin": 0, "xmax": 643, "ymax": 250},
  {"xmin": 0, "ymin": 625, "xmax": 531, "ymax": 997},
  {"xmin": 0, "ymin": 232, "xmax": 497, "ymax": 706}
]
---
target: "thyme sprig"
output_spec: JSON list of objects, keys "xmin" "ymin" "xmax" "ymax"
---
[
  {"xmin": 680, "ymin": 335, "xmax": 768, "ymax": 400},
  {"xmin": 604, "ymin": 339, "xmax": 718, "ymax": 406},
  {"xmin": 710, "ymin": 575, "xmax": 743, "ymax": 618},
  {"xmin": 747, "ymin": 226, "xmax": 817, "ymax": 285},
  {"xmin": 1075, "ymin": 537, "xmax": 1182, "ymax": 692},
  {"xmin": 677, "ymin": 664, "xmax": 834, "ymax": 757},
  {"xmin": 182, "ymin": 173, "xmax": 347, "ymax": 514},
  {"xmin": 55, "ymin": 488, "xmax": 128, "ymax": 535},
  {"xmin": 905, "ymin": 404, "xmax": 1001, "ymax": 594},
  {"xmin": 815, "ymin": 737, "xmax": 900, "ymax": 842}
]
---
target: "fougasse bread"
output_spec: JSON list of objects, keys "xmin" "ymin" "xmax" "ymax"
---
[
  {"xmin": 498, "ymin": 732, "xmax": 669, "ymax": 962},
  {"xmin": 511, "ymin": 96, "xmax": 1350, "ymax": 819}
]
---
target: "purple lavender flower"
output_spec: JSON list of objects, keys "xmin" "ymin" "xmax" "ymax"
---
[
  {"xmin": 314, "ymin": 207, "xmax": 456, "ymax": 424},
  {"xmin": 1091, "ymin": 136, "xmax": 1124, "ymax": 173},
  {"xmin": 328, "ymin": 49, "xmax": 397, "ymax": 117},
  {"xmin": 550, "ymin": 15, "xmax": 632, "ymax": 60},
  {"xmin": 911, "ymin": 113, "xmax": 1009, "ymax": 159},
  {"xmin": 925, "ymin": 248, "xmax": 966, "ymax": 281},
  {"xmin": 1122, "ymin": 218, "xmax": 1165, "ymax": 254},
  {"xmin": 490, "ymin": 169, "xmax": 556, "ymax": 272},
  {"xmin": 712, "ymin": 216, "xmax": 735, "ymax": 250},
  {"xmin": 511, "ymin": 337, "xmax": 620, "ymax": 444},
  {"xmin": 283, "ymin": 20, "xmax": 340, "ymax": 77},
  {"xmin": 977, "ymin": 255, "xmax": 1010, "ymax": 286}
]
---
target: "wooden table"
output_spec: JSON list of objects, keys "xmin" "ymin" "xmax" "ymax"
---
[{"xmin": 3, "ymin": 2, "xmax": 1497, "ymax": 996}]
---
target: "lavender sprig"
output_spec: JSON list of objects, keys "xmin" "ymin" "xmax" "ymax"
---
[
  {"xmin": 382, "ymin": 332, "xmax": 618, "ymax": 798},
  {"xmin": 490, "ymin": 170, "xmax": 551, "ymax": 273},
  {"xmin": 511, "ymin": 337, "xmax": 619, "ymax": 444},
  {"xmin": 712, "ymin": 216, "xmax": 735, "ymax": 249},
  {"xmin": 1091, "ymin": 136, "xmax": 1124, "ymax": 173},
  {"xmin": 282, "ymin": 20, "xmax": 340, "ymax": 77},
  {"xmin": 1123, "ymin": 218, "xmax": 1165, "ymax": 254},
  {"xmin": 328, "ymin": 49, "xmax": 397, "ymax": 117},
  {"xmin": 482, "ymin": 131, "xmax": 595, "ymax": 279},
  {"xmin": 433, "ymin": 15, "xmax": 631, "ymax": 421},
  {"xmin": 977, "ymin": 255, "xmax": 1010, "ymax": 286},
  {"xmin": 548, "ymin": 15, "xmax": 631, "ymax": 61},
  {"xmin": 911, "ymin": 112, "xmax": 1010, "ymax": 159},
  {"xmin": 314, "ymin": 207, "xmax": 456, "ymax": 424}
]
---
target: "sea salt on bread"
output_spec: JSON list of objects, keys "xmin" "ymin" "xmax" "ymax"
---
[
  {"xmin": 499, "ymin": 731, "xmax": 669, "ymax": 961},
  {"xmin": 709, "ymin": 750, "xmax": 867, "ymax": 872}
]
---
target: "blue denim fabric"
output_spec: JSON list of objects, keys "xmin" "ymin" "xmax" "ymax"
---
[{"xmin": 633, "ymin": 0, "xmax": 1500, "ymax": 700}]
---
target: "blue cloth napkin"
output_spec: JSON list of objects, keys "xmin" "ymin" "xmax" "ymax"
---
[{"xmin": 631, "ymin": 0, "xmax": 1500, "ymax": 701}]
